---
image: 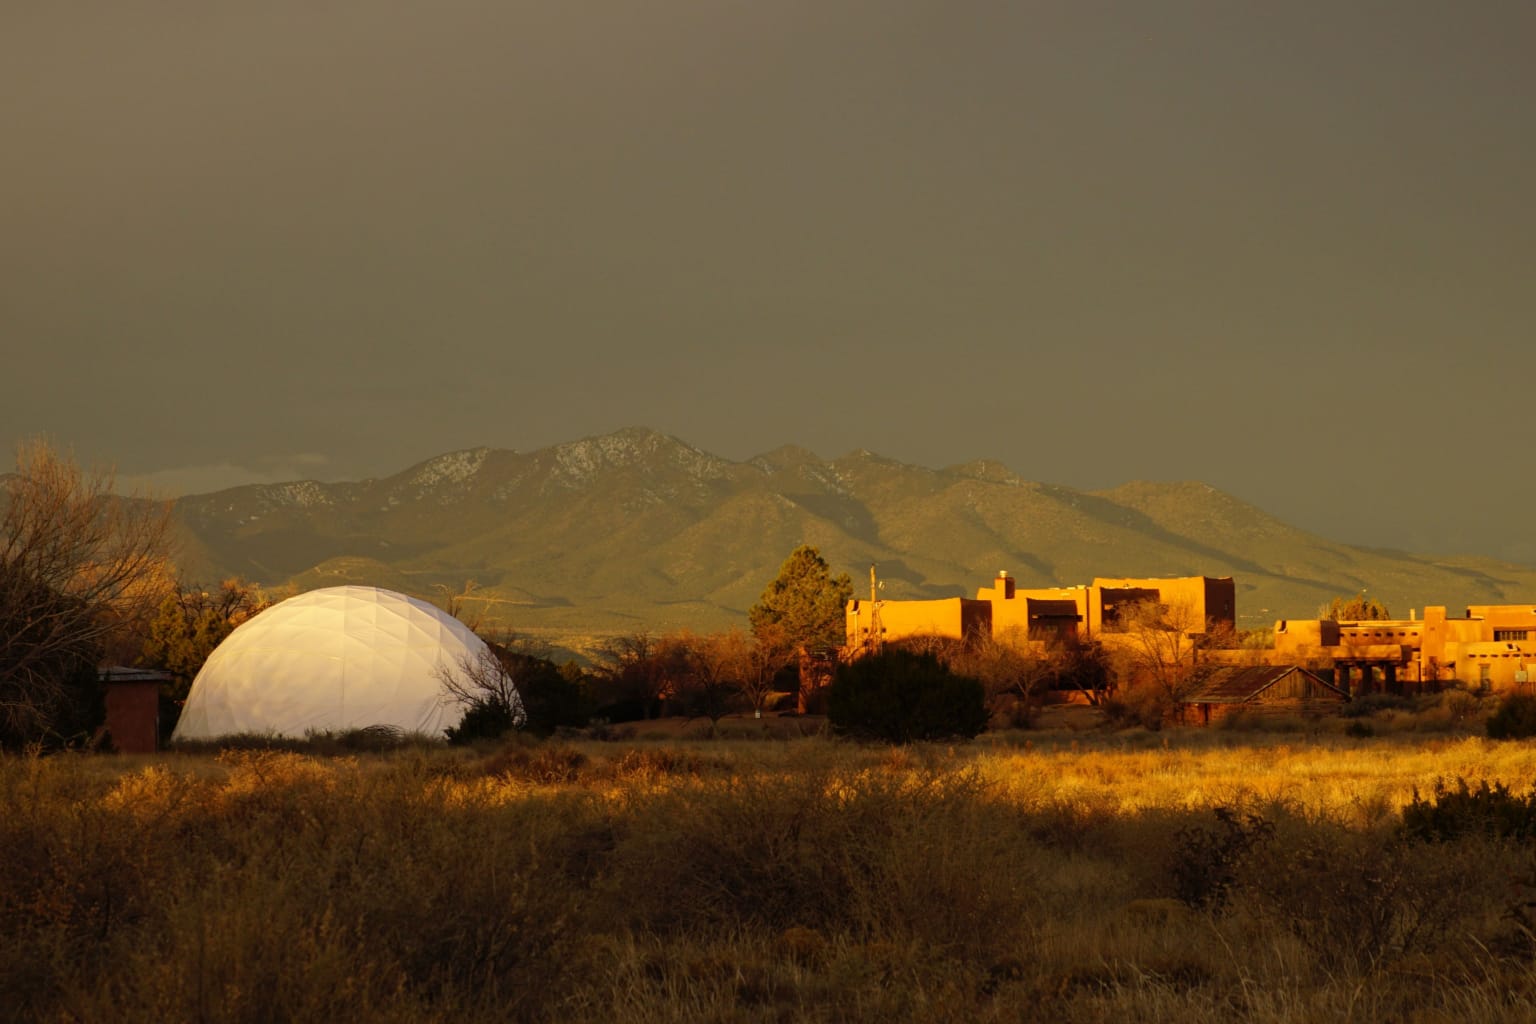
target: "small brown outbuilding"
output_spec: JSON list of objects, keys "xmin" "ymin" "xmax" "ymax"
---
[
  {"xmin": 1180, "ymin": 665, "xmax": 1349, "ymax": 726},
  {"xmin": 99, "ymin": 667, "xmax": 169, "ymax": 753}
]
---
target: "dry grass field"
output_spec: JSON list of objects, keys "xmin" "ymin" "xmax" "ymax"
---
[{"xmin": 7, "ymin": 719, "xmax": 1536, "ymax": 1022}]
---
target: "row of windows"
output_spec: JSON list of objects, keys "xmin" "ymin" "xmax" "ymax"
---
[{"xmin": 1343, "ymin": 629, "xmax": 1529, "ymax": 642}]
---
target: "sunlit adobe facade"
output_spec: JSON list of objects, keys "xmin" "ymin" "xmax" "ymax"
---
[
  {"xmin": 1274, "ymin": 603, "xmax": 1536, "ymax": 692},
  {"xmin": 844, "ymin": 566, "xmax": 1536, "ymax": 694},
  {"xmin": 846, "ymin": 572, "xmax": 1236, "ymax": 651}
]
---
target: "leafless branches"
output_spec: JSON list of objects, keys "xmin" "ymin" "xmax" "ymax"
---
[
  {"xmin": 435, "ymin": 641, "xmax": 528, "ymax": 731},
  {"xmin": 0, "ymin": 440, "xmax": 173, "ymax": 745},
  {"xmin": 1107, "ymin": 599, "xmax": 1214, "ymax": 705}
]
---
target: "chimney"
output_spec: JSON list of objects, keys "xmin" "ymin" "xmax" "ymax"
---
[{"xmin": 995, "ymin": 570, "xmax": 1015, "ymax": 600}]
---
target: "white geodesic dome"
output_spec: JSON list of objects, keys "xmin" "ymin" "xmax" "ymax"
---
[{"xmin": 171, "ymin": 585, "xmax": 503, "ymax": 740}]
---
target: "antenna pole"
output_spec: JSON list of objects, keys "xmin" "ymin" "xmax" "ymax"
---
[{"xmin": 869, "ymin": 564, "xmax": 883, "ymax": 653}]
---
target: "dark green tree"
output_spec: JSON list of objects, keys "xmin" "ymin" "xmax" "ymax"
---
[
  {"xmin": 749, "ymin": 545, "xmax": 853, "ymax": 658},
  {"xmin": 500, "ymin": 648, "xmax": 589, "ymax": 737},
  {"xmin": 827, "ymin": 648, "xmax": 988, "ymax": 743}
]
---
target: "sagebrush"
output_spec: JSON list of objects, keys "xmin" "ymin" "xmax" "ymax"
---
[{"xmin": 6, "ymin": 732, "xmax": 1536, "ymax": 1022}]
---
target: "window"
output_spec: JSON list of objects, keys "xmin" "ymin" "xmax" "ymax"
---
[{"xmin": 1495, "ymin": 630, "xmax": 1529, "ymax": 642}]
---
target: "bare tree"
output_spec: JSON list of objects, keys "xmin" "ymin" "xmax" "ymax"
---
[
  {"xmin": 725, "ymin": 626, "xmax": 790, "ymax": 718},
  {"xmin": 890, "ymin": 632, "xmax": 965, "ymax": 659},
  {"xmin": 434, "ymin": 579, "xmax": 484, "ymax": 631},
  {"xmin": 944, "ymin": 629, "xmax": 1058, "ymax": 722},
  {"xmin": 1054, "ymin": 639, "xmax": 1114, "ymax": 707},
  {"xmin": 435, "ymin": 641, "xmax": 528, "ymax": 741},
  {"xmin": 1107, "ymin": 599, "xmax": 1213, "ymax": 713},
  {"xmin": 667, "ymin": 630, "xmax": 752, "ymax": 728},
  {"xmin": 595, "ymin": 632, "xmax": 679, "ymax": 719},
  {"xmin": 0, "ymin": 440, "xmax": 173, "ymax": 746}
]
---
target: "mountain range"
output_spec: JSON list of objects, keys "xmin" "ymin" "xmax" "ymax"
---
[{"xmin": 172, "ymin": 427, "xmax": 1536, "ymax": 646}]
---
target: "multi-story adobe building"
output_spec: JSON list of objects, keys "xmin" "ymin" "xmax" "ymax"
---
[
  {"xmin": 845, "ymin": 571, "xmax": 1236, "ymax": 650},
  {"xmin": 1274, "ymin": 604, "xmax": 1536, "ymax": 692},
  {"xmin": 847, "ymin": 568, "xmax": 1536, "ymax": 694}
]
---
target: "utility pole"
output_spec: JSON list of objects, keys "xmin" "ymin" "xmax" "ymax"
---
[{"xmin": 869, "ymin": 563, "xmax": 883, "ymax": 653}]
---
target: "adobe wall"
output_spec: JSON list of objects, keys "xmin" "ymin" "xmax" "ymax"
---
[
  {"xmin": 1469, "ymin": 605, "xmax": 1536, "ymax": 638},
  {"xmin": 845, "ymin": 596, "xmax": 990, "ymax": 649},
  {"xmin": 1443, "ymin": 641, "xmax": 1536, "ymax": 690},
  {"xmin": 1091, "ymin": 576, "xmax": 1235, "ymax": 633},
  {"xmin": 989, "ymin": 587, "xmax": 1091, "ymax": 639},
  {"xmin": 1273, "ymin": 618, "xmax": 1339, "ymax": 656}
]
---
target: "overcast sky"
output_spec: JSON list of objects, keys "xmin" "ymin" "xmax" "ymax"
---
[{"xmin": 4, "ymin": 2, "xmax": 1534, "ymax": 561}]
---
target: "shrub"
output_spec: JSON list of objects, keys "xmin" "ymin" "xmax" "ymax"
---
[
  {"xmin": 1099, "ymin": 688, "xmax": 1167, "ymax": 731},
  {"xmin": 1487, "ymin": 693, "xmax": 1536, "ymax": 740},
  {"xmin": 606, "ymin": 747, "xmax": 709, "ymax": 779},
  {"xmin": 1240, "ymin": 824, "xmax": 1469, "ymax": 971},
  {"xmin": 445, "ymin": 696, "xmax": 524, "ymax": 745},
  {"xmin": 827, "ymin": 649, "xmax": 988, "ymax": 744},
  {"xmin": 482, "ymin": 742, "xmax": 588, "ymax": 783},
  {"xmin": 1420, "ymin": 689, "xmax": 1481, "ymax": 731},
  {"xmin": 507, "ymin": 653, "xmax": 589, "ymax": 736},
  {"xmin": 590, "ymin": 698, "xmax": 650, "ymax": 725},
  {"xmin": 1401, "ymin": 777, "xmax": 1536, "ymax": 842},
  {"xmin": 1339, "ymin": 693, "xmax": 1415, "ymax": 719},
  {"xmin": 1170, "ymin": 806, "xmax": 1273, "ymax": 910},
  {"xmin": 336, "ymin": 724, "xmax": 409, "ymax": 751}
]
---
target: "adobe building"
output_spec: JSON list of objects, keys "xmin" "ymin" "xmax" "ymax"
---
[
  {"xmin": 1274, "ymin": 603, "xmax": 1536, "ymax": 694},
  {"xmin": 847, "ymin": 568, "xmax": 1536, "ymax": 696},
  {"xmin": 846, "ymin": 572, "xmax": 1236, "ymax": 651}
]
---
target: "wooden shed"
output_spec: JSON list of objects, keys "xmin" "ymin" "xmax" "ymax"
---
[
  {"xmin": 99, "ymin": 667, "xmax": 171, "ymax": 753},
  {"xmin": 1180, "ymin": 665, "xmax": 1349, "ymax": 726}
]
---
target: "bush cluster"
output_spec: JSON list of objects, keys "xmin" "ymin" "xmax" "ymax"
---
[
  {"xmin": 1401, "ymin": 777, "xmax": 1536, "ymax": 842},
  {"xmin": 445, "ymin": 697, "xmax": 523, "ymax": 745},
  {"xmin": 1338, "ymin": 693, "xmax": 1416, "ymax": 719},
  {"xmin": 1487, "ymin": 693, "xmax": 1536, "ymax": 740},
  {"xmin": 827, "ymin": 649, "xmax": 988, "ymax": 743},
  {"xmin": 1170, "ymin": 806, "xmax": 1273, "ymax": 910}
]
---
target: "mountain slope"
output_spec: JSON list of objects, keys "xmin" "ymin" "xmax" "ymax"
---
[{"xmin": 171, "ymin": 427, "xmax": 1536, "ymax": 637}]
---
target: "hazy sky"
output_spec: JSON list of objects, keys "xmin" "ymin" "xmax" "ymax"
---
[{"xmin": 5, "ymin": 3, "xmax": 1534, "ymax": 561}]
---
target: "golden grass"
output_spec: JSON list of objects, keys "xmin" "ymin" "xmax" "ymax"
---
[{"xmin": 5, "ymin": 729, "xmax": 1536, "ymax": 1021}]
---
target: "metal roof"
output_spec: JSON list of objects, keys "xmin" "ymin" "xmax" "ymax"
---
[
  {"xmin": 97, "ymin": 666, "xmax": 172, "ymax": 683},
  {"xmin": 1183, "ymin": 665, "xmax": 1347, "ymax": 704}
]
